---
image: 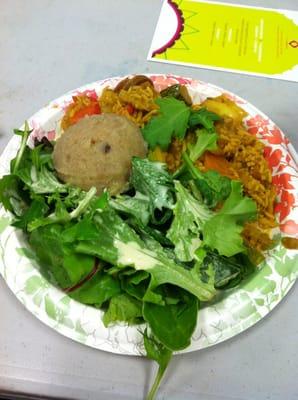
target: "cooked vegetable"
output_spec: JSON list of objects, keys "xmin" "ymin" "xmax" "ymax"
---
[{"xmin": 160, "ymin": 83, "xmax": 192, "ymax": 105}]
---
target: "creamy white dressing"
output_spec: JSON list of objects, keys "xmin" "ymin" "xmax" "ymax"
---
[
  {"xmin": 189, "ymin": 237, "xmax": 202, "ymax": 256},
  {"xmin": 114, "ymin": 239, "xmax": 157, "ymax": 270},
  {"xmin": 30, "ymin": 165, "xmax": 37, "ymax": 182}
]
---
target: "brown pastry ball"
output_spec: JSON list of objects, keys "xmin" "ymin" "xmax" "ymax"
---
[{"xmin": 53, "ymin": 114, "xmax": 147, "ymax": 195}]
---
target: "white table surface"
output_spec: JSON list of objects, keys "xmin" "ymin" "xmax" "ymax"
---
[{"xmin": 0, "ymin": 1, "xmax": 297, "ymax": 399}]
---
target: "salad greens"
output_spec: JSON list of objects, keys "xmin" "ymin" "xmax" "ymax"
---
[{"xmin": 0, "ymin": 84, "xmax": 260, "ymax": 400}]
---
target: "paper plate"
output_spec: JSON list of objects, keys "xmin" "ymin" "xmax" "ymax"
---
[{"xmin": 0, "ymin": 74, "xmax": 297, "ymax": 355}]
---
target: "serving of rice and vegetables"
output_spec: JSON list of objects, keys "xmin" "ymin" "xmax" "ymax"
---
[{"xmin": 0, "ymin": 75, "xmax": 296, "ymax": 399}]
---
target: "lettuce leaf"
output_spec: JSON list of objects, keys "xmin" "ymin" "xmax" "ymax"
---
[
  {"xmin": 167, "ymin": 181, "xmax": 212, "ymax": 261},
  {"xmin": 130, "ymin": 157, "xmax": 175, "ymax": 219},
  {"xmin": 203, "ymin": 181, "xmax": 257, "ymax": 257},
  {"xmin": 76, "ymin": 208, "xmax": 216, "ymax": 303}
]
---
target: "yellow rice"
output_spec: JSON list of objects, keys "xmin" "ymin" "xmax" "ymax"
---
[{"xmin": 100, "ymin": 85, "xmax": 159, "ymax": 127}]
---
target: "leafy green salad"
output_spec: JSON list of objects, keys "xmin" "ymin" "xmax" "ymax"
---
[{"xmin": 0, "ymin": 94, "xmax": 259, "ymax": 399}]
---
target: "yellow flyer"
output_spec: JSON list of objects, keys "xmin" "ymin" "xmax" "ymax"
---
[{"xmin": 148, "ymin": 0, "xmax": 298, "ymax": 82}]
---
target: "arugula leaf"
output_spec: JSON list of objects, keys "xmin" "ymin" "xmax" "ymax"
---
[
  {"xmin": 103, "ymin": 293, "xmax": 143, "ymax": 326},
  {"xmin": 11, "ymin": 121, "xmax": 32, "ymax": 173},
  {"xmin": 167, "ymin": 181, "xmax": 212, "ymax": 261},
  {"xmin": 188, "ymin": 128, "xmax": 218, "ymax": 162},
  {"xmin": 131, "ymin": 157, "xmax": 175, "ymax": 215},
  {"xmin": 182, "ymin": 152, "xmax": 231, "ymax": 208},
  {"xmin": 28, "ymin": 187, "xmax": 97, "ymax": 231},
  {"xmin": 144, "ymin": 331, "xmax": 173, "ymax": 400},
  {"xmin": 203, "ymin": 181, "xmax": 257, "ymax": 257},
  {"xmin": 69, "ymin": 271, "xmax": 121, "ymax": 306},
  {"xmin": 142, "ymin": 97, "xmax": 190, "ymax": 150},
  {"xmin": 143, "ymin": 291, "xmax": 198, "ymax": 351},
  {"xmin": 189, "ymin": 108, "xmax": 221, "ymax": 131}
]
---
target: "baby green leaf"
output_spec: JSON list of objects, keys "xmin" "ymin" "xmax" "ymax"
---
[
  {"xmin": 142, "ymin": 97, "xmax": 190, "ymax": 150},
  {"xmin": 188, "ymin": 108, "xmax": 221, "ymax": 131},
  {"xmin": 167, "ymin": 181, "xmax": 212, "ymax": 261},
  {"xmin": 103, "ymin": 293, "xmax": 143, "ymax": 326}
]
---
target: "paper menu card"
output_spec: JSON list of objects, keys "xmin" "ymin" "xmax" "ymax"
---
[{"xmin": 148, "ymin": 0, "xmax": 298, "ymax": 82}]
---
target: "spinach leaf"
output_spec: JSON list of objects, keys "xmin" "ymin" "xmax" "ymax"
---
[
  {"xmin": 29, "ymin": 224, "xmax": 95, "ymax": 289},
  {"xmin": 167, "ymin": 181, "xmax": 212, "ymax": 261},
  {"xmin": 103, "ymin": 293, "xmax": 143, "ymax": 326},
  {"xmin": 12, "ymin": 198, "xmax": 49, "ymax": 230},
  {"xmin": 143, "ymin": 291, "xmax": 198, "ymax": 351},
  {"xmin": 142, "ymin": 97, "xmax": 190, "ymax": 150},
  {"xmin": 120, "ymin": 270, "xmax": 150, "ymax": 301},
  {"xmin": 69, "ymin": 271, "xmax": 121, "ymax": 306},
  {"xmin": 144, "ymin": 331, "xmax": 173, "ymax": 400}
]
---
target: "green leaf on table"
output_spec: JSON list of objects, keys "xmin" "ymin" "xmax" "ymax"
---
[
  {"xmin": 142, "ymin": 97, "xmax": 190, "ymax": 150},
  {"xmin": 144, "ymin": 331, "xmax": 173, "ymax": 400}
]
